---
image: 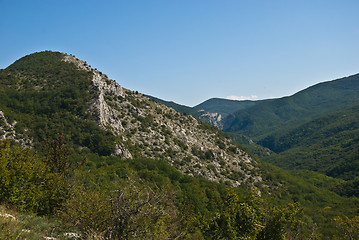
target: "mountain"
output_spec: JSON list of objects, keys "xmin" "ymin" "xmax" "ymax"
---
[
  {"xmin": 222, "ymin": 73, "xmax": 359, "ymax": 140},
  {"xmin": 146, "ymin": 95, "xmax": 202, "ymax": 118},
  {"xmin": 149, "ymin": 97, "xmax": 264, "ymax": 129},
  {"xmin": 216, "ymin": 74, "xmax": 359, "ymax": 185},
  {"xmin": 194, "ymin": 98, "xmax": 262, "ymax": 116},
  {"xmin": 0, "ymin": 51, "xmax": 262, "ymax": 187}
]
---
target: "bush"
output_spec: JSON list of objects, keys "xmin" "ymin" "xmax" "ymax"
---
[
  {"xmin": 58, "ymin": 188, "xmax": 111, "ymax": 233},
  {"xmin": 0, "ymin": 141, "xmax": 68, "ymax": 215}
]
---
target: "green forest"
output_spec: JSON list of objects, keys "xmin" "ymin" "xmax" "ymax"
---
[{"xmin": 0, "ymin": 138, "xmax": 355, "ymax": 239}]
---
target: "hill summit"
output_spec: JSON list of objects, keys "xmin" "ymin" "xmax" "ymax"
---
[{"xmin": 0, "ymin": 51, "xmax": 262, "ymax": 187}]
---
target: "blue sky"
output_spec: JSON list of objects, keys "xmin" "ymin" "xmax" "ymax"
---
[{"xmin": 1, "ymin": 0, "xmax": 359, "ymax": 106}]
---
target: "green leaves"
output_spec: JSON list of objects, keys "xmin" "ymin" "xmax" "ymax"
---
[
  {"xmin": 0, "ymin": 140, "xmax": 68, "ymax": 215},
  {"xmin": 333, "ymin": 216, "xmax": 359, "ymax": 240},
  {"xmin": 204, "ymin": 189, "xmax": 304, "ymax": 240}
]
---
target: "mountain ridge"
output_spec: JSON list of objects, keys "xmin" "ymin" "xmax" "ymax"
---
[
  {"xmin": 222, "ymin": 73, "xmax": 359, "ymax": 139},
  {"xmin": 0, "ymin": 51, "xmax": 262, "ymax": 187}
]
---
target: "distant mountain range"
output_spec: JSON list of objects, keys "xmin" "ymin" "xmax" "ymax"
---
[{"xmin": 194, "ymin": 98, "xmax": 263, "ymax": 116}]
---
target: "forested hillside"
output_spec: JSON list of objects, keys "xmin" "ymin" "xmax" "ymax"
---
[
  {"xmin": 222, "ymin": 74, "xmax": 359, "ymax": 140},
  {"xmin": 261, "ymin": 105, "xmax": 359, "ymax": 181},
  {"xmin": 0, "ymin": 51, "xmax": 358, "ymax": 239}
]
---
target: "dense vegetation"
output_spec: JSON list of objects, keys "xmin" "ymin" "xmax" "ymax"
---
[
  {"xmin": 1, "ymin": 51, "xmax": 359, "ymax": 239},
  {"xmin": 0, "ymin": 138, "xmax": 311, "ymax": 239},
  {"xmin": 260, "ymin": 105, "xmax": 359, "ymax": 182},
  {"xmin": 0, "ymin": 51, "xmax": 116, "ymax": 155},
  {"xmin": 222, "ymin": 74, "xmax": 359, "ymax": 140},
  {"xmin": 2, "ymin": 138, "xmax": 359, "ymax": 239}
]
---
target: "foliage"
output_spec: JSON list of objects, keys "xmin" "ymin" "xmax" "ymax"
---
[
  {"xmin": 57, "ymin": 187, "xmax": 111, "ymax": 234},
  {"xmin": 205, "ymin": 189, "xmax": 264, "ymax": 239},
  {"xmin": 0, "ymin": 140, "xmax": 68, "ymax": 215},
  {"xmin": 204, "ymin": 189, "xmax": 304, "ymax": 239},
  {"xmin": 108, "ymin": 179, "xmax": 182, "ymax": 239},
  {"xmin": 333, "ymin": 216, "xmax": 359, "ymax": 240},
  {"xmin": 259, "ymin": 161, "xmax": 359, "ymax": 238},
  {"xmin": 332, "ymin": 176, "xmax": 359, "ymax": 197},
  {"xmin": 75, "ymin": 155, "xmax": 312, "ymax": 239},
  {"xmin": 1, "ymin": 138, "xmax": 358, "ymax": 238},
  {"xmin": 261, "ymin": 105, "xmax": 359, "ymax": 181},
  {"xmin": 0, "ymin": 51, "xmax": 116, "ymax": 156},
  {"xmin": 43, "ymin": 133, "xmax": 71, "ymax": 175}
]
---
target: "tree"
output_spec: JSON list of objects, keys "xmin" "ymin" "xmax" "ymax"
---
[
  {"xmin": 43, "ymin": 133, "xmax": 71, "ymax": 175},
  {"xmin": 333, "ymin": 216, "xmax": 359, "ymax": 240},
  {"xmin": 0, "ymin": 140, "xmax": 67, "ymax": 214},
  {"xmin": 205, "ymin": 189, "xmax": 263, "ymax": 239},
  {"xmin": 108, "ymin": 178, "xmax": 183, "ymax": 239},
  {"xmin": 204, "ymin": 188, "xmax": 305, "ymax": 240}
]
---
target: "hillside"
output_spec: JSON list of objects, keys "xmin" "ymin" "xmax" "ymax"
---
[
  {"xmin": 222, "ymin": 73, "xmax": 359, "ymax": 140},
  {"xmin": 194, "ymin": 97, "xmax": 261, "ymax": 116},
  {"xmin": 0, "ymin": 51, "xmax": 262, "ymax": 187},
  {"xmin": 261, "ymin": 105, "xmax": 359, "ymax": 181},
  {"xmin": 2, "ymin": 51, "xmax": 359, "ymax": 238},
  {"xmin": 146, "ymin": 95, "xmax": 202, "ymax": 118}
]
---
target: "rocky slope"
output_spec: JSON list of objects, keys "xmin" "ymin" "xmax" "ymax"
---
[
  {"xmin": 0, "ymin": 51, "xmax": 263, "ymax": 187},
  {"xmin": 0, "ymin": 110, "xmax": 32, "ymax": 147}
]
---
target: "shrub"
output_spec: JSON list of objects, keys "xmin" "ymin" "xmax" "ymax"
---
[{"xmin": 0, "ymin": 140, "xmax": 68, "ymax": 215}]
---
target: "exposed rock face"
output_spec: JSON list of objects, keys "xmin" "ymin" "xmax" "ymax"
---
[
  {"xmin": 199, "ymin": 111, "xmax": 224, "ymax": 129},
  {"xmin": 0, "ymin": 111, "xmax": 32, "ymax": 147},
  {"xmin": 62, "ymin": 54, "xmax": 262, "ymax": 187},
  {"xmin": 63, "ymin": 55, "xmax": 132, "ymax": 158},
  {"xmin": 63, "ymin": 55, "xmax": 124, "ymax": 132}
]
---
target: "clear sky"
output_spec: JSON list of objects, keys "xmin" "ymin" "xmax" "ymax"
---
[{"xmin": 1, "ymin": 0, "xmax": 358, "ymax": 106}]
